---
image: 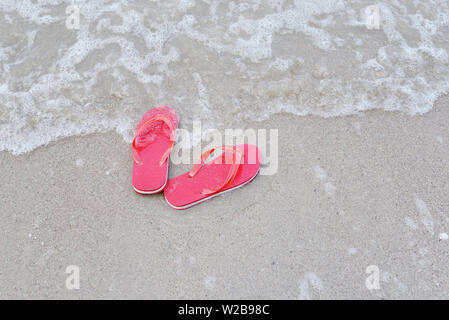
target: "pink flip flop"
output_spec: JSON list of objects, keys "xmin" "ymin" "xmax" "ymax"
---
[
  {"xmin": 164, "ymin": 144, "xmax": 261, "ymax": 209},
  {"xmin": 132, "ymin": 106, "xmax": 178, "ymax": 194}
]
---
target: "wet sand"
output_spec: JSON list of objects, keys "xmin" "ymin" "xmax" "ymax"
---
[{"xmin": 1, "ymin": 95, "xmax": 448, "ymax": 299}]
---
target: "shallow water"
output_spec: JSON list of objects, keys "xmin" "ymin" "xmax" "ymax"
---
[{"xmin": 0, "ymin": 0, "xmax": 448, "ymax": 154}]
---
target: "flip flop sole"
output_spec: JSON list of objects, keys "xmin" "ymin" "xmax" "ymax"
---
[
  {"xmin": 133, "ymin": 164, "xmax": 169, "ymax": 194},
  {"xmin": 164, "ymin": 169, "xmax": 259, "ymax": 210}
]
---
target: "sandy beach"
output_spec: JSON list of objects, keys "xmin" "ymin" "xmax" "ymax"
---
[
  {"xmin": 1, "ymin": 94, "xmax": 448, "ymax": 299},
  {"xmin": 1, "ymin": 0, "xmax": 449, "ymax": 300}
]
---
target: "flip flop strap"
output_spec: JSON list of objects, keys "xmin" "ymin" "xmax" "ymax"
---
[
  {"xmin": 132, "ymin": 114, "xmax": 176, "ymax": 166},
  {"xmin": 188, "ymin": 145, "xmax": 243, "ymax": 195}
]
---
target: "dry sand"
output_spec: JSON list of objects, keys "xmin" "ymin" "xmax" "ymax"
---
[{"xmin": 1, "ymin": 95, "xmax": 448, "ymax": 299}]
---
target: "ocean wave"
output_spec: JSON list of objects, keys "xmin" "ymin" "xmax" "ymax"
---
[{"xmin": 0, "ymin": 0, "xmax": 448, "ymax": 154}]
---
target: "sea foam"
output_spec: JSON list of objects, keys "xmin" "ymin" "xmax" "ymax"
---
[{"xmin": 0, "ymin": 0, "xmax": 448, "ymax": 154}]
